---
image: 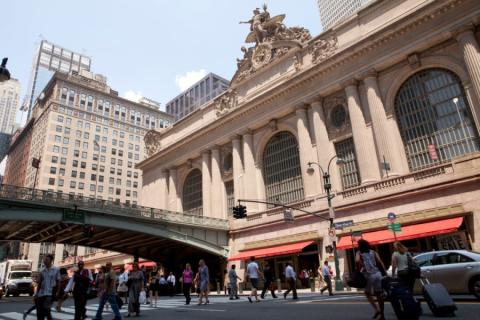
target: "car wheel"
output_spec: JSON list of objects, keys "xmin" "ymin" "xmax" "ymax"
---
[{"xmin": 469, "ymin": 276, "xmax": 480, "ymax": 300}]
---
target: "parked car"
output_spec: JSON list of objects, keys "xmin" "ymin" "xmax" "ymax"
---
[{"xmin": 388, "ymin": 250, "xmax": 480, "ymax": 299}]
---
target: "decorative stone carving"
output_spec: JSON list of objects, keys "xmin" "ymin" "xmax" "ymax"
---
[
  {"xmin": 144, "ymin": 130, "xmax": 162, "ymax": 156},
  {"xmin": 215, "ymin": 90, "xmax": 238, "ymax": 117},
  {"xmin": 323, "ymin": 93, "xmax": 351, "ymax": 139},
  {"xmin": 232, "ymin": 5, "xmax": 311, "ymax": 84},
  {"xmin": 309, "ymin": 35, "xmax": 338, "ymax": 64}
]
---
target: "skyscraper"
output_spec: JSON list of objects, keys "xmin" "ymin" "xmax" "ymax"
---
[
  {"xmin": 24, "ymin": 40, "xmax": 91, "ymax": 119},
  {"xmin": 0, "ymin": 78, "xmax": 21, "ymax": 134},
  {"xmin": 317, "ymin": 0, "xmax": 373, "ymax": 30}
]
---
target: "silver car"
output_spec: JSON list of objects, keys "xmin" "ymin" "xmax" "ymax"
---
[{"xmin": 413, "ymin": 250, "xmax": 480, "ymax": 299}]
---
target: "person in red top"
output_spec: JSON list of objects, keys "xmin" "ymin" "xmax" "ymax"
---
[{"xmin": 182, "ymin": 263, "xmax": 193, "ymax": 305}]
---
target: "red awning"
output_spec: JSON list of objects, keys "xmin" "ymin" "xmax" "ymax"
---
[
  {"xmin": 337, "ymin": 217, "xmax": 463, "ymax": 250},
  {"xmin": 124, "ymin": 261, "xmax": 157, "ymax": 271},
  {"xmin": 228, "ymin": 240, "xmax": 314, "ymax": 261}
]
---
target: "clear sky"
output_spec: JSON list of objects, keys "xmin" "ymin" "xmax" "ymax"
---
[{"xmin": 2, "ymin": 0, "xmax": 322, "ymax": 121}]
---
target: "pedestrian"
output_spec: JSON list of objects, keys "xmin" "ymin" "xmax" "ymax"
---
[
  {"xmin": 117, "ymin": 267, "xmax": 129, "ymax": 304},
  {"xmin": 223, "ymin": 269, "xmax": 229, "ymax": 296},
  {"xmin": 356, "ymin": 239, "xmax": 387, "ymax": 320},
  {"xmin": 228, "ymin": 264, "xmax": 241, "ymax": 300},
  {"xmin": 182, "ymin": 263, "xmax": 193, "ymax": 305},
  {"xmin": 65, "ymin": 260, "xmax": 93, "ymax": 320},
  {"xmin": 93, "ymin": 262, "xmax": 122, "ymax": 320},
  {"xmin": 320, "ymin": 260, "xmax": 333, "ymax": 296},
  {"xmin": 34, "ymin": 254, "xmax": 60, "ymax": 320},
  {"xmin": 260, "ymin": 262, "xmax": 277, "ymax": 299},
  {"xmin": 391, "ymin": 241, "xmax": 415, "ymax": 293},
  {"xmin": 23, "ymin": 275, "xmax": 39, "ymax": 320},
  {"xmin": 95, "ymin": 267, "xmax": 109, "ymax": 311},
  {"xmin": 283, "ymin": 262, "xmax": 298, "ymax": 300},
  {"xmin": 167, "ymin": 272, "xmax": 176, "ymax": 296},
  {"xmin": 245, "ymin": 256, "xmax": 263, "ymax": 303},
  {"xmin": 196, "ymin": 259, "xmax": 210, "ymax": 305},
  {"xmin": 56, "ymin": 268, "xmax": 69, "ymax": 312},
  {"xmin": 148, "ymin": 266, "xmax": 159, "ymax": 307},
  {"xmin": 127, "ymin": 262, "xmax": 144, "ymax": 317}
]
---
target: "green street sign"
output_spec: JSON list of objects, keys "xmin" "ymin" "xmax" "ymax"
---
[
  {"xmin": 388, "ymin": 223, "xmax": 401, "ymax": 232},
  {"xmin": 63, "ymin": 208, "xmax": 85, "ymax": 224}
]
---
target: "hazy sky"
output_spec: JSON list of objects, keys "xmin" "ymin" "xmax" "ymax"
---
[{"xmin": 2, "ymin": 0, "xmax": 321, "ymax": 121}]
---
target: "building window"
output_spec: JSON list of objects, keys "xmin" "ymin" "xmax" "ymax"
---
[
  {"xmin": 334, "ymin": 138, "xmax": 360, "ymax": 189},
  {"xmin": 225, "ymin": 180, "xmax": 234, "ymax": 216},
  {"xmin": 52, "ymin": 156, "xmax": 58, "ymax": 163},
  {"xmin": 182, "ymin": 169, "xmax": 203, "ymax": 216},
  {"xmin": 263, "ymin": 132, "xmax": 304, "ymax": 206},
  {"xmin": 48, "ymin": 178, "xmax": 55, "ymax": 185},
  {"xmin": 50, "ymin": 167, "xmax": 56, "ymax": 174},
  {"xmin": 395, "ymin": 69, "xmax": 480, "ymax": 171}
]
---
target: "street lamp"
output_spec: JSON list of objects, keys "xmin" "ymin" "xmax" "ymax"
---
[
  {"xmin": 452, "ymin": 97, "xmax": 469, "ymax": 143},
  {"xmin": 0, "ymin": 58, "xmax": 11, "ymax": 83},
  {"xmin": 308, "ymin": 155, "xmax": 346, "ymax": 292}
]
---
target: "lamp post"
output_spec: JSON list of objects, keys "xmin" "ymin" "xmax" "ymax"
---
[
  {"xmin": 0, "ymin": 58, "xmax": 11, "ymax": 83},
  {"xmin": 308, "ymin": 155, "xmax": 345, "ymax": 291},
  {"xmin": 93, "ymin": 140, "xmax": 100, "ymax": 199}
]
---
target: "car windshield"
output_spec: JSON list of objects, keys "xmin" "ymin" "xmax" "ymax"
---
[{"xmin": 10, "ymin": 272, "xmax": 32, "ymax": 279}]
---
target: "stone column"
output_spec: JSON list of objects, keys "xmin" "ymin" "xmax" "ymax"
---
[
  {"xmin": 456, "ymin": 26, "xmax": 480, "ymax": 128},
  {"xmin": 232, "ymin": 136, "xmax": 244, "ymax": 202},
  {"xmin": 344, "ymin": 81, "xmax": 381, "ymax": 183},
  {"xmin": 211, "ymin": 147, "xmax": 225, "ymax": 219},
  {"xmin": 242, "ymin": 131, "xmax": 259, "ymax": 211},
  {"xmin": 309, "ymin": 100, "xmax": 342, "ymax": 192},
  {"xmin": 296, "ymin": 107, "xmax": 321, "ymax": 197},
  {"xmin": 168, "ymin": 168, "xmax": 178, "ymax": 211},
  {"xmin": 158, "ymin": 169, "xmax": 169, "ymax": 209},
  {"xmin": 363, "ymin": 71, "xmax": 408, "ymax": 177},
  {"xmin": 202, "ymin": 151, "xmax": 212, "ymax": 217}
]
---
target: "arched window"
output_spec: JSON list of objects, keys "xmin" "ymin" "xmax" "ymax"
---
[
  {"xmin": 263, "ymin": 131, "xmax": 304, "ymax": 206},
  {"xmin": 395, "ymin": 69, "xmax": 480, "ymax": 171},
  {"xmin": 182, "ymin": 169, "xmax": 203, "ymax": 216}
]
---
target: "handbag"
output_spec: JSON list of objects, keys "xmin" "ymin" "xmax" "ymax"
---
[
  {"xmin": 347, "ymin": 271, "xmax": 367, "ymax": 289},
  {"xmin": 407, "ymin": 253, "xmax": 421, "ymax": 279},
  {"xmin": 117, "ymin": 282, "xmax": 128, "ymax": 293},
  {"xmin": 139, "ymin": 291, "xmax": 146, "ymax": 304},
  {"xmin": 268, "ymin": 282, "xmax": 277, "ymax": 291}
]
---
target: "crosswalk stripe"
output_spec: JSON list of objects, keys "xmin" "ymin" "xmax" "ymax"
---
[{"xmin": 0, "ymin": 312, "xmax": 28, "ymax": 320}]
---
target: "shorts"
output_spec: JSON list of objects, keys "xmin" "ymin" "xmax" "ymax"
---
[{"xmin": 250, "ymin": 278, "xmax": 259, "ymax": 290}]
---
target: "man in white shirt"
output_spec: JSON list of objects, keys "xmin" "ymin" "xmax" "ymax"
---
[
  {"xmin": 320, "ymin": 260, "xmax": 333, "ymax": 296},
  {"xmin": 283, "ymin": 262, "xmax": 298, "ymax": 300},
  {"xmin": 167, "ymin": 272, "xmax": 176, "ymax": 296},
  {"xmin": 35, "ymin": 254, "xmax": 60, "ymax": 320},
  {"xmin": 245, "ymin": 256, "xmax": 264, "ymax": 303}
]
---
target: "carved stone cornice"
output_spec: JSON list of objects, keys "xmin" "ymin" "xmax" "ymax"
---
[
  {"xmin": 452, "ymin": 23, "xmax": 476, "ymax": 40},
  {"xmin": 214, "ymin": 90, "xmax": 238, "ymax": 117},
  {"xmin": 360, "ymin": 69, "xmax": 378, "ymax": 80},
  {"xmin": 340, "ymin": 79, "xmax": 358, "ymax": 89},
  {"xmin": 308, "ymin": 34, "xmax": 338, "ymax": 64}
]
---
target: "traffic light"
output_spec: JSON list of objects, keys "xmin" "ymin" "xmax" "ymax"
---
[
  {"xmin": 232, "ymin": 205, "xmax": 247, "ymax": 219},
  {"xmin": 83, "ymin": 225, "xmax": 94, "ymax": 237}
]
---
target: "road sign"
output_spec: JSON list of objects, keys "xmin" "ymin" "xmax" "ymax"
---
[
  {"xmin": 63, "ymin": 208, "xmax": 84, "ymax": 223},
  {"xmin": 387, "ymin": 212, "xmax": 396, "ymax": 222},
  {"xmin": 334, "ymin": 220, "xmax": 354, "ymax": 230},
  {"xmin": 328, "ymin": 228, "xmax": 336, "ymax": 242},
  {"xmin": 351, "ymin": 231, "xmax": 363, "ymax": 239},
  {"xmin": 388, "ymin": 222, "xmax": 401, "ymax": 232}
]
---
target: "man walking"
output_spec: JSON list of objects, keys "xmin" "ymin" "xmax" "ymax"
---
[
  {"xmin": 35, "ymin": 254, "xmax": 60, "ymax": 320},
  {"xmin": 93, "ymin": 262, "xmax": 122, "ymax": 320},
  {"xmin": 245, "ymin": 256, "xmax": 263, "ymax": 303},
  {"xmin": 320, "ymin": 260, "xmax": 334, "ymax": 296},
  {"xmin": 65, "ymin": 260, "xmax": 92, "ymax": 320},
  {"xmin": 260, "ymin": 262, "xmax": 277, "ymax": 299},
  {"xmin": 228, "ymin": 264, "xmax": 241, "ymax": 300},
  {"xmin": 167, "ymin": 272, "xmax": 176, "ymax": 296},
  {"xmin": 283, "ymin": 262, "xmax": 297, "ymax": 300}
]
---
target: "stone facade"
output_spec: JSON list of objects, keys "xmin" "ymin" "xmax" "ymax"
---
[{"xmin": 139, "ymin": 0, "xmax": 480, "ymax": 279}]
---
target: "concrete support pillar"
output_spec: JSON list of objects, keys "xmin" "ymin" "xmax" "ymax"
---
[
  {"xmin": 202, "ymin": 151, "xmax": 212, "ymax": 217},
  {"xmin": 158, "ymin": 169, "xmax": 168, "ymax": 209},
  {"xmin": 232, "ymin": 136, "xmax": 244, "ymax": 202},
  {"xmin": 456, "ymin": 26, "xmax": 480, "ymax": 130},
  {"xmin": 344, "ymin": 81, "xmax": 381, "ymax": 184},
  {"xmin": 168, "ymin": 168, "xmax": 178, "ymax": 211},
  {"xmin": 296, "ymin": 107, "xmax": 321, "ymax": 197},
  {"xmin": 211, "ymin": 147, "xmax": 224, "ymax": 219},
  {"xmin": 363, "ymin": 71, "xmax": 408, "ymax": 177},
  {"xmin": 242, "ymin": 131, "xmax": 259, "ymax": 212},
  {"xmin": 310, "ymin": 100, "xmax": 342, "ymax": 192}
]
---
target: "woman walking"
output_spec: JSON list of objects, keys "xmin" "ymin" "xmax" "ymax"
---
[
  {"xmin": 56, "ymin": 268, "xmax": 70, "ymax": 312},
  {"xmin": 182, "ymin": 264, "xmax": 193, "ymax": 305},
  {"xmin": 196, "ymin": 259, "xmax": 209, "ymax": 305},
  {"xmin": 117, "ymin": 267, "xmax": 129, "ymax": 304},
  {"xmin": 127, "ymin": 262, "xmax": 144, "ymax": 317},
  {"xmin": 392, "ymin": 241, "xmax": 415, "ymax": 293},
  {"xmin": 148, "ymin": 267, "xmax": 159, "ymax": 307},
  {"xmin": 356, "ymin": 239, "xmax": 387, "ymax": 320}
]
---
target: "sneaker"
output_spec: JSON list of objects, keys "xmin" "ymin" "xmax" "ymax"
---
[
  {"xmin": 23, "ymin": 312, "xmax": 27, "ymax": 320},
  {"xmin": 283, "ymin": 293, "xmax": 287, "ymax": 299},
  {"xmin": 229, "ymin": 297, "xmax": 234, "ymax": 300},
  {"xmin": 235, "ymin": 296, "xmax": 240, "ymax": 299},
  {"xmin": 247, "ymin": 297, "xmax": 252, "ymax": 303}
]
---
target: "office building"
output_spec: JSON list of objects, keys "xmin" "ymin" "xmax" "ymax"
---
[
  {"xmin": 24, "ymin": 40, "xmax": 91, "ymax": 119},
  {"xmin": 317, "ymin": 0, "xmax": 372, "ymax": 29},
  {"xmin": 0, "ymin": 78, "xmax": 21, "ymax": 134},
  {"xmin": 7, "ymin": 69, "xmax": 173, "ymax": 270},
  {"xmin": 165, "ymin": 73, "xmax": 229, "ymax": 122}
]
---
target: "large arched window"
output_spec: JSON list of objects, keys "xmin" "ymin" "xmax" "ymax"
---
[
  {"xmin": 395, "ymin": 69, "xmax": 480, "ymax": 171},
  {"xmin": 182, "ymin": 169, "xmax": 203, "ymax": 216},
  {"xmin": 263, "ymin": 131, "xmax": 304, "ymax": 206}
]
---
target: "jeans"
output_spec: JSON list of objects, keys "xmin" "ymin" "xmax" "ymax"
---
[
  {"xmin": 73, "ymin": 292, "xmax": 87, "ymax": 320},
  {"xmin": 321, "ymin": 276, "xmax": 333, "ymax": 295},
  {"xmin": 94, "ymin": 293, "xmax": 122, "ymax": 320},
  {"xmin": 229, "ymin": 284, "xmax": 238, "ymax": 299},
  {"xmin": 284, "ymin": 278, "xmax": 297, "ymax": 299},
  {"xmin": 36, "ymin": 296, "xmax": 53, "ymax": 320},
  {"xmin": 261, "ymin": 281, "xmax": 277, "ymax": 298},
  {"xmin": 183, "ymin": 283, "xmax": 192, "ymax": 304}
]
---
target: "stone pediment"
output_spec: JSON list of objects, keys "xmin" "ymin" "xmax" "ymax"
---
[{"xmin": 232, "ymin": 5, "xmax": 311, "ymax": 85}]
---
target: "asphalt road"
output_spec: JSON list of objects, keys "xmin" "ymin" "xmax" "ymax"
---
[{"xmin": 0, "ymin": 293, "xmax": 479, "ymax": 320}]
